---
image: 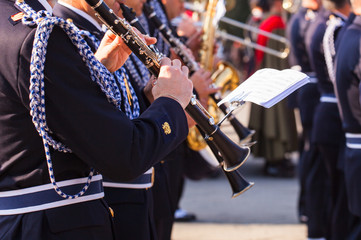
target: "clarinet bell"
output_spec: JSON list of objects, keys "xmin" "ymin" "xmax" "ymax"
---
[
  {"xmin": 221, "ymin": 144, "xmax": 251, "ymax": 172},
  {"xmin": 239, "ymin": 129, "xmax": 256, "ymax": 145},
  {"xmin": 241, "ymin": 141, "xmax": 257, "ymax": 148},
  {"xmin": 204, "ymin": 134, "xmax": 254, "ymax": 198},
  {"xmin": 228, "ymin": 116, "xmax": 256, "ymax": 144},
  {"xmin": 223, "ymin": 167, "xmax": 254, "ymax": 198},
  {"xmin": 208, "ymin": 127, "xmax": 251, "ymax": 172}
]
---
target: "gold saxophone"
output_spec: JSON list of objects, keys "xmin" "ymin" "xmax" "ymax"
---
[
  {"xmin": 199, "ymin": 0, "xmax": 240, "ymax": 90},
  {"xmin": 187, "ymin": 0, "xmax": 241, "ymax": 151},
  {"xmin": 199, "ymin": 0, "xmax": 217, "ymax": 72}
]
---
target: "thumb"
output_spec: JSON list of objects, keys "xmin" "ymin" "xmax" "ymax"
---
[{"xmin": 132, "ymin": 27, "xmax": 157, "ymax": 46}]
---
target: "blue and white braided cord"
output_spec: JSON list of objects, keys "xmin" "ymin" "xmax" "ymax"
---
[
  {"xmin": 138, "ymin": 14, "xmax": 150, "ymax": 34},
  {"xmin": 125, "ymin": 54, "xmax": 151, "ymax": 88},
  {"xmin": 323, "ymin": 17, "xmax": 343, "ymax": 83},
  {"xmin": 16, "ymin": 1, "xmax": 136, "ymax": 199},
  {"xmin": 116, "ymin": 67, "xmax": 140, "ymax": 119},
  {"xmin": 149, "ymin": 0, "xmax": 170, "ymax": 56},
  {"xmin": 79, "ymin": 30, "xmax": 140, "ymax": 119}
]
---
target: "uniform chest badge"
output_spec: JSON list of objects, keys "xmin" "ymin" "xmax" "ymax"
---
[{"xmin": 162, "ymin": 122, "xmax": 171, "ymax": 135}]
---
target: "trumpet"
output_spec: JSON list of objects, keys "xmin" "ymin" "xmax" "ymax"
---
[
  {"xmin": 217, "ymin": 17, "xmax": 290, "ymax": 59},
  {"xmin": 85, "ymin": 0, "xmax": 251, "ymax": 172}
]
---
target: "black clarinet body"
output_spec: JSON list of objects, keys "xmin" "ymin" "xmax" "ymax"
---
[
  {"xmin": 85, "ymin": 0, "xmax": 250, "ymax": 171},
  {"xmin": 119, "ymin": 4, "xmax": 145, "ymax": 33}
]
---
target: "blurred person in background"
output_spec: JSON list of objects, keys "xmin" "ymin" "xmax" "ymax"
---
[
  {"xmin": 305, "ymin": 0, "xmax": 353, "ymax": 238},
  {"xmin": 334, "ymin": 0, "xmax": 361, "ymax": 237},
  {"xmin": 286, "ymin": 0, "xmax": 321, "ymax": 224},
  {"xmin": 248, "ymin": 0, "xmax": 299, "ymax": 178},
  {"xmin": 243, "ymin": 0, "xmax": 271, "ymax": 76},
  {"xmin": 218, "ymin": 0, "xmax": 251, "ymax": 78},
  {"xmin": 0, "ymin": 0, "xmax": 193, "ymax": 239},
  {"xmin": 52, "ymin": 0, "xmax": 192, "ymax": 239}
]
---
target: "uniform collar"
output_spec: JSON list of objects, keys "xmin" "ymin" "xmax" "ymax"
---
[
  {"xmin": 347, "ymin": 12, "xmax": 356, "ymax": 25},
  {"xmin": 56, "ymin": 1, "xmax": 103, "ymax": 32},
  {"xmin": 353, "ymin": 15, "xmax": 361, "ymax": 27},
  {"xmin": 332, "ymin": 11, "xmax": 347, "ymax": 21},
  {"xmin": 38, "ymin": 0, "xmax": 53, "ymax": 13}
]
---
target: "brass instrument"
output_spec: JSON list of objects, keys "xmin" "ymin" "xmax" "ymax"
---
[
  {"xmin": 187, "ymin": 0, "xmax": 255, "ymax": 151},
  {"xmin": 86, "ymin": 0, "xmax": 250, "ymax": 172},
  {"xmin": 199, "ymin": 0, "xmax": 218, "ymax": 72},
  {"xmin": 218, "ymin": 17, "xmax": 290, "ymax": 59},
  {"xmin": 184, "ymin": 3, "xmax": 291, "ymax": 59}
]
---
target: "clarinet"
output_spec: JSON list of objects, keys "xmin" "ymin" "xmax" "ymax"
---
[
  {"xmin": 141, "ymin": 3, "xmax": 254, "ymax": 142},
  {"xmin": 85, "ymin": 0, "xmax": 250, "ymax": 172},
  {"xmin": 119, "ymin": 4, "xmax": 147, "ymax": 34}
]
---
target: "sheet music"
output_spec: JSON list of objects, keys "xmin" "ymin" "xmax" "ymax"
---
[{"xmin": 218, "ymin": 68, "xmax": 310, "ymax": 108}]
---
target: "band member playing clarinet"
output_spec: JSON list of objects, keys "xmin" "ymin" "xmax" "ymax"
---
[{"xmin": 0, "ymin": 0, "xmax": 193, "ymax": 239}]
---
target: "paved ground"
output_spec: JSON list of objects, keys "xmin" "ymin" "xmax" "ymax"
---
[
  {"xmin": 173, "ymin": 223, "xmax": 306, "ymax": 240},
  {"xmin": 171, "ymin": 157, "xmax": 307, "ymax": 240},
  {"xmin": 171, "ymin": 104, "xmax": 307, "ymax": 239}
]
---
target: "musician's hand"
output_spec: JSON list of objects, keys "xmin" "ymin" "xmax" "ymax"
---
[
  {"xmin": 133, "ymin": 27, "xmax": 157, "ymax": 45},
  {"xmin": 152, "ymin": 58, "xmax": 193, "ymax": 109},
  {"xmin": 191, "ymin": 68, "xmax": 220, "ymax": 100},
  {"xmin": 95, "ymin": 30, "xmax": 157, "ymax": 72},
  {"xmin": 177, "ymin": 16, "xmax": 199, "ymax": 38}
]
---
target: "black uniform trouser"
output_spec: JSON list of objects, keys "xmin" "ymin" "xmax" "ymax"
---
[
  {"xmin": 0, "ymin": 199, "xmax": 114, "ymax": 240},
  {"xmin": 152, "ymin": 143, "xmax": 186, "ymax": 240},
  {"xmin": 296, "ymin": 82, "xmax": 319, "ymax": 220},
  {"xmin": 331, "ymin": 171, "xmax": 357, "ymax": 240},
  {"xmin": 152, "ymin": 161, "xmax": 179, "ymax": 240},
  {"xmin": 348, "ymin": 216, "xmax": 361, "ymax": 240},
  {"xmin": 305, "ymin": 144, "xmax": 329, "ymax": 238},
  {"xmin": 343, "ymin": 147, "xmax": 361, "ymax": 240},
  {"xmin": 104, "ymin": 188, "xmax": 156, "ymax": 240},
  {"xmin": 297, "ymin": 127, "xmax": 312, "ymax": 219},
  {"xmin": 344, "ymin": 147, "xmax": 361, "ymax": 217},
  {"xmin": 319, "ymin": 144, "xmax": 353, "ymax": 240}
]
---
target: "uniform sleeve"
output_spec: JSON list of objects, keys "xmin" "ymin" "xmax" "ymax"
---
[
  {"xmin": 289, "ymin": 18, "xmax": 303, "ymax": 67},
  {"xmin": 42, "ymin": 26, "xmax": 188, "ymax": 181},
  {"xmin": 309, "ymin": 24, "xmax": 329, "ymax": 82}
]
